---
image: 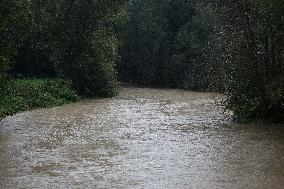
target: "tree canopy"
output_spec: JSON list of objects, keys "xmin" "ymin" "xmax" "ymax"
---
[{"xmin": 1, "ymin": 0, "xmax": 283, "ymax": 122}]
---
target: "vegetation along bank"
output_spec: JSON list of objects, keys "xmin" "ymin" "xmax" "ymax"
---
[{"xmin": 1, "ymin": 0, "xmax": 283, "ymax": 123}]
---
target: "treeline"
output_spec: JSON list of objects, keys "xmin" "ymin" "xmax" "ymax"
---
[
  {"xmin": 119, "ymin": 0, "xmax": 215, "ymax": 90},
  {"xmin": 213, "ymin": 0, "xmax": 284, "ymax": 122},
  {"xmin": 119, "ymin": 0, "xmax": 284, "ymax": 122},
  {"xmin": 0, "ymin": 0, "xmax": 128, "ymax": 118},
  {"xmin": 1, "ymin": 0, "xmax": 128, "ymax": 97},
  {"xmin": 1, "ymin": 0, "xmax": 283, "ymax": 123}
]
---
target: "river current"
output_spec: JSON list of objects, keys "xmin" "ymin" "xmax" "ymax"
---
[{"xmin": 0, "ymin": 87, "xmax": 283, "ymax": 188}]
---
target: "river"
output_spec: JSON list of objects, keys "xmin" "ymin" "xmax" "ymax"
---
[{"xmin": 0, "ymin": 87, "xmax": 283, "ymax": 189}]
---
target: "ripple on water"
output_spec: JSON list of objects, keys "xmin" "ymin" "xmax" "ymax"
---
[{"xmin": 0, "ymin": 87, "xmax": 283, "ymax": 189}]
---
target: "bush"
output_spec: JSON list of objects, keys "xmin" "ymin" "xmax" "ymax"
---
[{"xmin": 0, "ymin": 79, "xmax": 79, "ymax": 118}]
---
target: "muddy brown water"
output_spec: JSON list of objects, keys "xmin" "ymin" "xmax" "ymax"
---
[{"xmin": 0, "ymin": 87, "xmax": 283, "ymax": 189}]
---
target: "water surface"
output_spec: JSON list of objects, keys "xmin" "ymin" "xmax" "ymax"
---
[{"xmin": 0, "ymin": 87, "xmax": 283, "ymax": 188}]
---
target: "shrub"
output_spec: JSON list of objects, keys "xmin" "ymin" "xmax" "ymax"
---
[{"xmin": 0, "ymin": 79, "xmax": 79, "ymax": 118}]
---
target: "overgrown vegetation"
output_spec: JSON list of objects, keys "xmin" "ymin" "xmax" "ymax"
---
[
  {"xmin": 119, "ymin": 0, "xmax": 216, "ymax": 90},
  {"xmin": 0, "ymin": 79, "xmax": 79, "ymax": 118},
  {"xmin": 210, "ymin": 0, "xmax": 284, "ymax": 122},
  {"xmin": 0, "ymin": 0, "xmax": 283, "ymax": 123},
  {"xmin": 0, "ymin": 0, "xmax": 128, "ymax": 118},
  {"xmin": 1, "ymin": 0, "xmax": 128, "ymax": 97},
  {"xmin": 118, "ymin": 0, "xmax": 284, "ymax": 123}
]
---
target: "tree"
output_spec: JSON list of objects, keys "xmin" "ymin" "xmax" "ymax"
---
[
  {"xmin": 210, "ymin": 0, "xmax": 284, "ymax": 122},
  {"xmin": 50, "ymin": 0, "xmax": 127, "ymax": 97},
  {"xmin": 119, "ymin": 0, "xmax": 216, "ymax": 90},
  {"xmin": 0, "ymin": 0, "xmax": 31, "ymax": 94}
]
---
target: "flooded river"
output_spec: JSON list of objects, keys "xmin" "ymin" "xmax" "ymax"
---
[{"xmin": 0, "ymin": 87, "xmax": 283, "ymax": 189}]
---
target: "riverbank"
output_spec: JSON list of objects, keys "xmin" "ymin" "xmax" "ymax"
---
[{"xmin": 0, "ymin": 79, "xmax": 80, "ymax": 119}]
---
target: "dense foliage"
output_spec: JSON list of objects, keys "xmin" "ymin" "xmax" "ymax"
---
[
  {"xmin": 1, "ymin": 0, "xmax": 283, "ymax": 123},
  {"xmin": 0, "ymin": 0, "xmax": 30, "ymax": 72},
  {"xmin": 47, "ymin": 0, "xmax": 128, "ymax": 97},
  {"xmin": 119, "ymin": 0, "xmax": 216, "ymax": 90},
  {"xmin": 0, "ymin": 0, "xmax": 127, "ymax": 118},
  {"xmin": 1, "ymin": 0, "xmax": 128, "ymax": 97},
  {"xmin": 208, "ymin": 0, "xmax": 284, "ymax": 122},
  {"xmin": 0, "ymin": 79, "xmax": 79, "ymax": 118},
  {"xmin": 118, "ymin": 0, "xmax": 284, "ymax": 122}
]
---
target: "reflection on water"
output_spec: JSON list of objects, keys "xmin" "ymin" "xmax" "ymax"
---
[{"xmin": 0, "ymin": 87, "xmax": 283, "ymax": 189}]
